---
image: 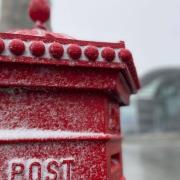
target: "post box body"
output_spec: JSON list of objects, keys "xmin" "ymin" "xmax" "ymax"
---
[
  {"xmin": 0, "ymin": 34, "xmax": 139, "ymax": 179},
  {"xmin": 1, "ymin": 140, "xmax": 123, "ymax": 179}
]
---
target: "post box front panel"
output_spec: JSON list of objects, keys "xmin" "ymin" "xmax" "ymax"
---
[
  {"xmin": 0, "ymin": 141, "xmax": 108, "ymax": 180},
  {"xmin": 0, "ymin": 88, "xmax": 108, "ymax": 132},
  {"xmin": 0, "ymin": 63, "xmax": 119, "ymax": 93}
]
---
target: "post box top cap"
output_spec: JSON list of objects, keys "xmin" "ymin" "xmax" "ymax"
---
[
  {"xmin": 0, "ymin": 0, "xmax": 140, "ymax": 92},
  {"xmin": 6, "ymin": 0, "xmax": 72, "ymax": 39}
]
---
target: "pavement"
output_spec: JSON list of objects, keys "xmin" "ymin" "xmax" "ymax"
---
[{"xmin": 122, "ymin": 133, "xmax": 180, "ymax": 180}]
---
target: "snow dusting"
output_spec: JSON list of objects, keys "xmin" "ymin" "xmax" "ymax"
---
[{"xmin": 0, "ymin": 129, "xmax": 111, "ymax": 140}]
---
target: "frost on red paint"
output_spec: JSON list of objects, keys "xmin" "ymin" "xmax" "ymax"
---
[
  {"xmin": 0, "ymin": 0, "xmax": 140, "ymax": 179},
  {"xmin": 84, "ymin": 46, "xmax": 99, "ymax": 61},
  {"xmin": 30, "ymin": 41, "xmax": 45, "ymax": 57},
  {"xmin": 101, "ymin": 47, "xmax": 116, "ymax": 62},
  {"xmin": 9, "ymin": 39, "xmax": 25, "ymax": 56}
]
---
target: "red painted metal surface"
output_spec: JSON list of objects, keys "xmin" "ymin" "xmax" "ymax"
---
[{"xmin": 0, "ymin": 0, "xmax": 140, "ymax": 179}]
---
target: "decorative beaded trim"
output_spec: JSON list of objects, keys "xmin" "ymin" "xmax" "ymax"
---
[{"xmin": 0, "ymin": 39, "xmax": 125, "ymax": 63}]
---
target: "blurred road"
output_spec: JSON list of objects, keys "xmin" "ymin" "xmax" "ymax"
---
[{"xmin": 123, "ymin": 134, "xmax": 180, "ymax": 180}]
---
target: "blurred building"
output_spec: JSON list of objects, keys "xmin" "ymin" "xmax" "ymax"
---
[
  {"xmin": 138, "ymin": 68, "xmax": 180, "ymax": 132},
  {"xmin": 0, "ymin": 0, "xmax": 50, "ymax": 31},
  {"xmin": 0, "ymin": 0, "xmax": 32, "ymax": 31},
  {"xmin": 122, "ymin": 68, "xmax": 180, "ymax": 133}
]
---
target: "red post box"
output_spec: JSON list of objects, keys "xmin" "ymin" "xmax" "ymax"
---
[{"xmin": 0, "ymin": 0, "xmax": 140, "ymax": 179}]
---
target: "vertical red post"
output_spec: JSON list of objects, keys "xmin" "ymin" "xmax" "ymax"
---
[{"xmin": 0, "ymin": 1, "xmax": 140, "ymax": 179}]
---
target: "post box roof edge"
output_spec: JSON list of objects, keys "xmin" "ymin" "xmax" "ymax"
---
[{"xmin": 0, "ymin": 0, "xmax": 140, "ymax": 96}]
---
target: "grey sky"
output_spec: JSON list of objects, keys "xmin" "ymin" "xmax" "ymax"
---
[{"xmin": 51, "ymin": 0, "xmax": 180, "ymax": 75}]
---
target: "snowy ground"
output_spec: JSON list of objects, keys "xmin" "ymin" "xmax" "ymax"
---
[{"xmin": 123, "ymin": 133, "xmax": 180, "ymax": 180}]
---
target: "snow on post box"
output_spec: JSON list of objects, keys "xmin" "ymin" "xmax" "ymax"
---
[{"xmin": 0, "ymin": 0, "xmax": 140, "ymax": 179}]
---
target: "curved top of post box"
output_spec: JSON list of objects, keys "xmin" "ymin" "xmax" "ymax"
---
[{"xmin": 0, "ymin": 0, "xmax": 140, "ymax": 96}]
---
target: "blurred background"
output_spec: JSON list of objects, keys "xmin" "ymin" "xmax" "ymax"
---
[{"xmin": 1, "ymin": 0, "xmax": 180, "ymax": 179}]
